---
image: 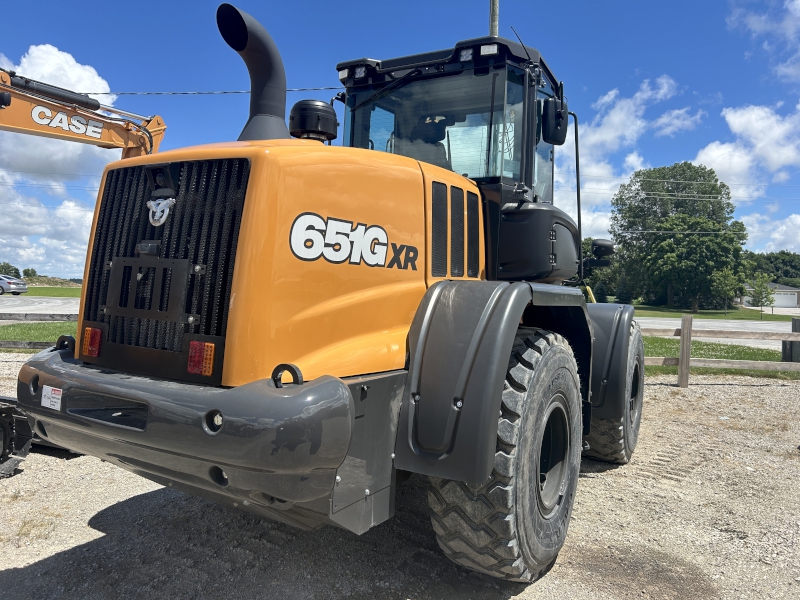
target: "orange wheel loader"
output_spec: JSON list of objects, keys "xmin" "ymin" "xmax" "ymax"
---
[{"xmin": 16, "ymin": 4, "xmax": 644, "ymax": 582}]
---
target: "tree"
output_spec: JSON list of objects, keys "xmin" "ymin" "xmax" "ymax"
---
[
  {"xmin": 0, "ymin": 262, "xmax": 21, "ymax": 278},
  {"xmin": 615, "ymin": 275, "xmax": 632, "ymax": 304},
  {"xmin": 610, "ymin": 162, "xmax": 745, "ymax": 304},
  {"xmin": 641, "ymin": 215, "xmax": 746, "ymax": 313},
  {"xmin": 711, "ymin": 266, "xmax": 743, "ymax": 316},
  {"xmin": 22, "ymin": 268, "xmax": 37, "ymax": 278},
  {"xmin": 593, "ymin": 281, "xmax": 609, "ymax": 303},
  {"xmin": 742, "ymin": 249, "xmax": 800, "ymax": 287},
  {"xmin": 749, "ymin": 272, "xmax": 775, "ymax": 320}
]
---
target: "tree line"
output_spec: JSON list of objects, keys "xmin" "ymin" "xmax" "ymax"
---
[{"xmin": 585, "ymin": 162, "xmax": 796, "ymax": 312}]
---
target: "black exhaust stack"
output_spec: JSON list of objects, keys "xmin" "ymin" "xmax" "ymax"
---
[{"xmin": 216, "ymin": 3, "xmax": 289, "ymax": 141}]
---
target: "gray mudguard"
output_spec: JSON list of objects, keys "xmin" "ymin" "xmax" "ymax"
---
[
  {"xmin": 394, "ymin": 280, "xmax": 590, "ymax": 484},
  {"xmin": 585, "ymin": 303, "xmax": 636, "ymax": 420}
]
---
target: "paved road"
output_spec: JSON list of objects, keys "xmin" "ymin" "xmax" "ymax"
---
[
  {"xmin": 0, "ymin": 296, "xmax": 793, "ymax": 351},
  {"xmin": 636, "ymin": 316, "xmax": 793, "ymax": 350},
  {"xmin": 0, "ymin": 296, "xmax": 79, "ymax": 314}
]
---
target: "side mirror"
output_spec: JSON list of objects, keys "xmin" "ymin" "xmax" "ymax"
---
[
  {"xmin": 591, "ymin": 239, "xmax": 615, "ymax": 258},
  {"xmin": 541, "ymin": 96, "xmax": 569, "ymax": 145}
]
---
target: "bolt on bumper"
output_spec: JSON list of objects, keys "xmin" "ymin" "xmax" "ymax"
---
[{"xmin": 16, "ymin": 348, "xmax": 354, "ymax": 505}]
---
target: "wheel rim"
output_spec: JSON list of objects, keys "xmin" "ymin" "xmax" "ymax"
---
[
  {"xmin": 536, "ymin": 398, "xmax": 570, "ymax": 518},
  {"xmin": 628, "ymin": 360, "xmax": 642, "ymax": 428}
]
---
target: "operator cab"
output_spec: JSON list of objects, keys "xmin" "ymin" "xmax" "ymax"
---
[{"xmin": 338, "ymin": 37, "xmax": 579, "ymax": 283}]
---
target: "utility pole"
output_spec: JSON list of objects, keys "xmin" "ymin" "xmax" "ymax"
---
[{"xmin": 490, "ymin": 0, "xmax": 499, "ymax": 36}]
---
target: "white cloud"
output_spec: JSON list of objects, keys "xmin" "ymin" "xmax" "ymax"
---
[
  {"xmin": 0, "ymin": 45, "xmax": 120, "ymax": 277},
  {"xmin": 741, "ymin": 212, "xmax": 800, "ymax": 252},
  {"xmin": 693, "ymin": 101, "xmax": 800, "ymax": 199},
  {"xmin": 730, "ymin": 0, "xmax": 800, "ymax": 81},
  {"xmin": 554, "ymin": 76, "xmax": 680, "ymax": 239},
  {"xmin": 652, "ymin": 107, "xmax": 706, "ymax": 137}
]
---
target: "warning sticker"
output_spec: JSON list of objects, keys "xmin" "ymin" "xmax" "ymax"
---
[{"xmin": 41, "ymin": 385, "xmax": 62, "ymax": 411}]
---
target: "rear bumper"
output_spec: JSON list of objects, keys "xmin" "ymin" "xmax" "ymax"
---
[{"xmin": 16, "ymin": 349, "xmax": 354, "ymax": 504}]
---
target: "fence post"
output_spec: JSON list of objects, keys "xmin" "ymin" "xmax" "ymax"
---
[
  {"xmin": 678, "ymin": 314, "xmax": 693, "ymax": 387},
  {"xmin": 782, "ymin": 317, "xmax": 800, "ymax": 363}
]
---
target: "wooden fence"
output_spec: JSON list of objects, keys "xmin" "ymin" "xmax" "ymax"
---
[{"xmin": 642, "ymin": 315, "xmax": 800, "ymax": 387}]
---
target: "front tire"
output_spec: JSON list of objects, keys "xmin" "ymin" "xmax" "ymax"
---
[
  {"xmin": 427, "ymin": 328, "xmax": 582, "ymax": 582},
  {"xmin": 584, "ymin": 321, "xmax": 644, "ymax": 464}
]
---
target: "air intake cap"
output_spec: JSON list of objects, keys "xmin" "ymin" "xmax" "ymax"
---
[{"xmin": 289, "ymin": 100, "xmax": 337, "ymax": 142}]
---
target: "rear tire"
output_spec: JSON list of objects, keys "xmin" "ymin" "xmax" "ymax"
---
[
  {"xmin": 584, "ymin": 321, "xmax": 644, "ymax": 464},
  {"xmin": 427, "ymin": 328, "xmax": 582, "ymax": 582}
]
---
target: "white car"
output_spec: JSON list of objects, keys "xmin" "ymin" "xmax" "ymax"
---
[{"xmin": 0, "ymin": 275, "xmax": 28, "ymax": 295}]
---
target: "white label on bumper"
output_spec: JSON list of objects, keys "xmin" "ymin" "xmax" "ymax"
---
[{"xmin": 41, "ymin": 385, "xmax": 62, "ymax": 411}]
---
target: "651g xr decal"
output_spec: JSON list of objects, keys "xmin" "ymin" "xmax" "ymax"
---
[{"xmin": 290, "ymin": 212, "xmax": 418, "ymax": 270}]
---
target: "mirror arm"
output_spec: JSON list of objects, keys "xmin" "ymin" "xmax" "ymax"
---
[{"xmin": 569, "ymin": 111, "xmax": 582, "ymax": 281}]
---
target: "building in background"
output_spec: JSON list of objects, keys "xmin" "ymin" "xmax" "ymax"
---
[{"xmin": 740, "ymin": 282, "xmax": 800, "ymax": 308}]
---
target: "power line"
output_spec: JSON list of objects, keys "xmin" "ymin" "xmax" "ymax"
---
[
  {"xmin": 578, "ymin": 174, "xmax": 778, "ymax": 187},
  {"xmin": 617, "ymin": 230, "xmax": 747, "ymax": 235},
  {"xmin": 79, "ymin": 87, "xmax": 344, "ymax": 95}
]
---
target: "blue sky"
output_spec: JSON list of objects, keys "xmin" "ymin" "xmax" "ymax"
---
[{"xmin": 1, "ymin": 0, "xmax": 799, "ymax": 277}]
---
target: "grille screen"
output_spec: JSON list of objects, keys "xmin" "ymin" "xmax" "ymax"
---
[
  {"xmin": 450, "ymin": 187, "xmax": 464, "ymax": 277},
  {"xmin": 83, "ymin": 159, "xmax": 250, "ymax": 352},
  {"xmin": 431, "ymin": 182, "xmax": 448, "ymax": 277},
  {"xmin": 467, "ymin": 191, "xmax": 479, "ymax": 277}
]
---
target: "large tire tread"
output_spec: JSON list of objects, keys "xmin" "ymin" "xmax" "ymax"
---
[
  {"xmin": 583, "ymin": 320, "xmax": 643, "ymax": 464},
  {"xmin": 427, "ymin": 329, "xmax": 576, "ymax": 583}
]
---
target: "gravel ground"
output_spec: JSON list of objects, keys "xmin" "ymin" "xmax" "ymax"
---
[{"xmin": 1, "ymin": 352, "xmax": 799, "ymax": 599}]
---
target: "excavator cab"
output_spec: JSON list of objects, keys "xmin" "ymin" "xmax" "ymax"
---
[{"xmin": 338, "ymin": 37, "xmax": 579, "ymax": 283}]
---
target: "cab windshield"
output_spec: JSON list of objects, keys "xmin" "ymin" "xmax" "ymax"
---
[{"xmin": 343, "ymin": 66, "xmax": 525, "ymax": 181}]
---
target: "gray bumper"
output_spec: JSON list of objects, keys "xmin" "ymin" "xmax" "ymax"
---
[{"xmin": 17, "ymin": 349, "xmax": 354, "ymax": 504}]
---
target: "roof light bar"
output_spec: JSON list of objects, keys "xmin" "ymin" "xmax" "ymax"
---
[{"xmin": 480, "ymin": 44, "xmax": 499, "ymax": 56}]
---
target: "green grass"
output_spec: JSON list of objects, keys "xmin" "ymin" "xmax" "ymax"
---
[
  {"xmin": 643, "ymin": 335, "xmax": 800, "ymax": 380},
  {"xmin": 0, "ymin": 321, "xmax": 77, "ymax": 342},
  {"xmin": 643, "ymin": 336, "xmax": 781, "ymax": 361},
  {"xmin": 23, "ymin": 287, "xmax": 82, "ymax": 297},
  {"xmin": 633, "ymin": 304, "xmax": 793, "ymax": 321}
]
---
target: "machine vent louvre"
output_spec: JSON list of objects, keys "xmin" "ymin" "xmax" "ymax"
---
[
  {"xmin": 431, "ymin": 181, "xmax": 448, "ymax": 277},
  {"xmin": 467, "ymin": 191, "xmax": 479, "ymax": 277},
  {"xmin": 83, "ymin": 159, "xmax": 250, "ymax": 352},
  {"xmin": 450, "ymin": 187, "xmax": 464, "ymax": 277}
]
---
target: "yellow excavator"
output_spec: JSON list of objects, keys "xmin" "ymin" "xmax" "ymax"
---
[
  {"xmin": 0, "ymin": 67, "xmax": 165, "ymax": 158},
  {"xmin": 15, "ymin": 4, "xmax": 643, "ymax": 583},
  {"xmin": 0, "ymin": 68, "xmax": 166, "ymax": 477}
]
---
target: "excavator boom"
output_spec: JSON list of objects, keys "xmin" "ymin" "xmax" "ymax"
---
[{"xmin": 0, "ymin": 69, "xmax": 165, "ymax": 159}]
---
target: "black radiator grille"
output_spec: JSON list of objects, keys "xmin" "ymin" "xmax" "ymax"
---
[
  {"xmin": 83, "ymin": 159, "xmax": 250, "ymax": 352},
  {"xmin": 430, "ymin": 182, "xmax": 480, "ymax": 279},
  {"xmin": 450, "ymin": 187, "xmax": 464, "ymax": 277},
  {"xmin": 467, "ymin": 191, "xmax": 479, "ymax": 277},
  {"xmin": 431, "ymin": 182, "xmax": 448, "ymax": 277}
]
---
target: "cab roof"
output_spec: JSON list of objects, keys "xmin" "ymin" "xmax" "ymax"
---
[{"xmin": 336, "ymin": 35, "xmax": 556, "ymax": 82}]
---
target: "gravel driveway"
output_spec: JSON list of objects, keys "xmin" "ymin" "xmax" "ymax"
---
[{"xmin": 1, "ymin": 353, "xmax": 798, "ymax": 599}]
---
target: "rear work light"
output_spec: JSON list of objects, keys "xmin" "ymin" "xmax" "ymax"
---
[
  {"xmin": 188, "ymin": 341, "xmax": 215, "ymax": 376},
  {"xmin": 82, "ymin": 327, "xmax": 102, "ymax": 357}
]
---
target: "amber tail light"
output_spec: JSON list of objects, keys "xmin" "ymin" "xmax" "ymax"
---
[
  {"xmin": 82, "ymin": 327, "xmax": 102, "ymax": 357},
  {"xmin": 187, "ymin": 341, "xmax": 215, "ymax": 376}
]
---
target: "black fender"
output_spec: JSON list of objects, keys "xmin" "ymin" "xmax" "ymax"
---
[
  {"xmin": 394, "ymin": 280, "xmax": 592, "ymax": 484},
  {"xmin": 585, "ymin": 303, "xmax": 635, "ymax": 420}
]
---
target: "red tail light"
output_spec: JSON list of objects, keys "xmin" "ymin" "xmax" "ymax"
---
[
  {"xmin": 82, "ymin": 327, "xmax": 102, "ymax": 357},
  {"xmin": 188, "ymin": 341, "xmax": 215, "ymax": 376}
]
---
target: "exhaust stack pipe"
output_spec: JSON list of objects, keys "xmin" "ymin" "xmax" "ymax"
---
[{"xmin": 216, "ymin": 3, "xmax": 289, "ymax": 141}]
